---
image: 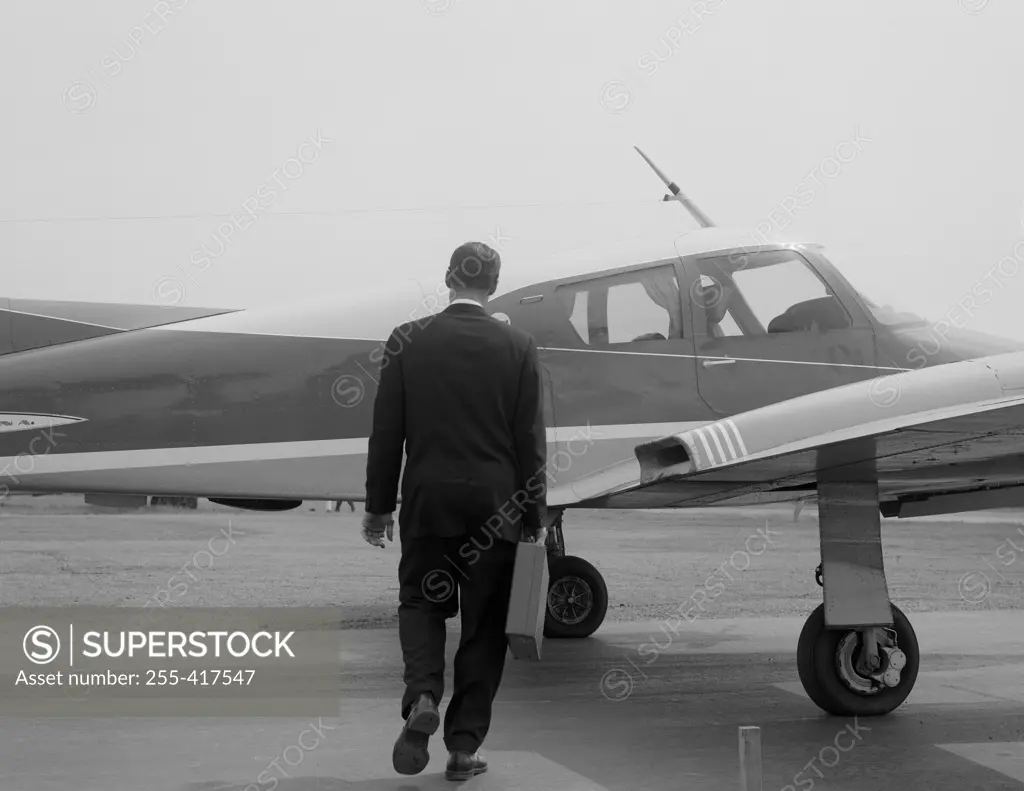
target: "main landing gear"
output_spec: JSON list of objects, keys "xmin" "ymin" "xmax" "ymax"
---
[
  {"xmin": 795, "ymin": 479, "xmax": 921, "ymax": 716},
  {"xmin": 543, "ymin": 511, "xmax": 609, "ymax": 639}
]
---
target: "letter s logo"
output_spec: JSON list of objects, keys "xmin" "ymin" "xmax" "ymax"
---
[
  {"xmin": 421, "ymin": 570, "xmax": 454, "ymax": 603},
  {"xmin": 24, "ymin": 625, "xmax": 61, "ymax": 665}
]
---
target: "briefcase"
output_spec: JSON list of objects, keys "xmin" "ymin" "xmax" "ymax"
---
[{"xmin": 505, "ymin": 540, "xmax": 549, "ymax": 661}]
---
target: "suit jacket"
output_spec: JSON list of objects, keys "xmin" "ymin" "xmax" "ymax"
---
[{"xmin": 364, "ymin": 302, "xmax": 548, "ymax": 542}]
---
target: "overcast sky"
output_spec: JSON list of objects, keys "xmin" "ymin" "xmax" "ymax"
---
[{"xmin": 3, "ymin": 1, "xmax": 1023, "ymax": 338}]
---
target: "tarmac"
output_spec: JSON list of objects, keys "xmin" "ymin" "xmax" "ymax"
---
[
  {"xmin": 3, "ymin": 499, "xmax": 1024, "ymax": 789},
  {"xmin": 2, "ymin": 610, "xmax": 1024, "ymax": 790}
]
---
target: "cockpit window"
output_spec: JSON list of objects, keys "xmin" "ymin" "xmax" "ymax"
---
[{"xmin": 733, "ymin": 258, "xmax": 833, "ymax": 328}]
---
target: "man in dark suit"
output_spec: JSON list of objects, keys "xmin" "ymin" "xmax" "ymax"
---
[{"xmin": 362, "ymin": 241, "xmax": 548, "ymax": 780}]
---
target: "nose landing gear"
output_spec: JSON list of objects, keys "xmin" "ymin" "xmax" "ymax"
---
[{"xmin": 797, "ymin": 600, "xmax": 920, "ymax": 716}]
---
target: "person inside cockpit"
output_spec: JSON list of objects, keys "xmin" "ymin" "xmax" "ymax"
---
[{"xmin": 699, "ymin": 275, "xmax": 732, "ymax": 336}]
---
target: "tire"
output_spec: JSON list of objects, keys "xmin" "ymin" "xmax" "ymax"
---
[
  {"xmin": 796, "ymin": 602, "xmax": 919, "ymax": 716},
  {"xmin": 544, "ymin": 555, "xmax": 609, "ymax": 639}
]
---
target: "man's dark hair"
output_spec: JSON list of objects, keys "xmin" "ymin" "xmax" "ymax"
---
[{"xmin": 446, "ymin": 241, "xmax": 501, "ymax": 294}]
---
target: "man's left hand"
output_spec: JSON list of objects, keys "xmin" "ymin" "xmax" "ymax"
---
[{"xmin": 361, "ymin": 512, "xmax": 394, "ymax": 548}]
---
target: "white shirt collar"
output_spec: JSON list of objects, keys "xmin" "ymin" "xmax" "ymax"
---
[{"xmin": 449, "ymin": 298, "xmax": 484, "ymax": 307}]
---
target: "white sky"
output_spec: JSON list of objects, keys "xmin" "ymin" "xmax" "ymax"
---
[{"xmin": 3, "ymin": 0, "xmax": 1023, "ymax": 338}]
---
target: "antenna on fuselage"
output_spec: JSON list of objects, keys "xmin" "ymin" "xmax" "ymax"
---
[{"xmin": 633, "ymin": 146, "xmax": 715, "ymax": 229}]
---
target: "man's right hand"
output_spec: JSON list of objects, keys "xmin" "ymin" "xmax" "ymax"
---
[{"xmin": 361, "ymin": 511, "xmax": 394, "ymax": 548}]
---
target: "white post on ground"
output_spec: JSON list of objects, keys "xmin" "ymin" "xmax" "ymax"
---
[{"xmin": 739, "ymin": 725, "xmax": 762, "ymax": 791}]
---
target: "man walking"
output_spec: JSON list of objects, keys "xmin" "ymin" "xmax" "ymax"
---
[{"xmin": 362, "ymin": 241, "xmax": 548, "ymax": 780}]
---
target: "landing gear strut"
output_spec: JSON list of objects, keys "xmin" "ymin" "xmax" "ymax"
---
[
  {"xmin": 796, "ymin": 477, "xmax": 921, "ymax": 716},
  {"xmin": 543, "ymin": 511, "xmax": 608, "ymax": 639}
]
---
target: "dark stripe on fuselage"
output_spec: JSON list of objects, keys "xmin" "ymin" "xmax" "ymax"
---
[
  {"xmin": 0, "ymin": 328, "xmax": 382, "ymax": 456},
  {"xmin": 0, "ymin": 326, "xmax": 719, "ymax": 458},
  {"xmin": 27, "ymin": 316, "xmax": 1015, "ymax": 461},
  {"xmin": 5, "ymin": 315, "xmax": 1023, "ymax": 462}
]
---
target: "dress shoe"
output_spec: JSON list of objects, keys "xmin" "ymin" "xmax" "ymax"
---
[
  {"xmin": 392, "ymin": 693, "xmax": 439, "ymax": 775},
  {"xmin": 445, "ymin": 750, "xmax": 488, "ymax": 781}
]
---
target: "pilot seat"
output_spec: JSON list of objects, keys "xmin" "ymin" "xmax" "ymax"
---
[{"xmin": 767, "ymin": 296, "xmax": 848, "ymax": 333}]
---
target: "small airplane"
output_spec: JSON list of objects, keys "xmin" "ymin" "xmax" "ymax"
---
[{"xmin": 3, "ymin": 148, "xmax": 1024, "ymax": 720}]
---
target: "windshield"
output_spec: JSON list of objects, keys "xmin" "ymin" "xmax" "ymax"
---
[{"xmin": 811, "ymin": 247, "xmax": 931, "ymax": 328}]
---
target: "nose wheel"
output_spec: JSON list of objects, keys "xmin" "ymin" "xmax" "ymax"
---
[{"xmin": 796, "ymin": 602, "xmax": 920, "ymax": 716}]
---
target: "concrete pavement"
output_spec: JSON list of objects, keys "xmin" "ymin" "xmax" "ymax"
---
[{"xmin": 2, "ymin": 610, "xmax": 1024, "ymax": 790}]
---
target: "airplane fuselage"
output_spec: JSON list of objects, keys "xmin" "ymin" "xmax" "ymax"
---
[{"xmin": 1, "ymin": 234, "xmax": 1020, "ymax": 507}]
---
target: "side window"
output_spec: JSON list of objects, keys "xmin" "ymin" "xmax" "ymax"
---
[
  {"xmin": 606, "ymin": 279, "xmax": 674, "ymax": 342},
  {"xmin": 566, "ymin": 289, "xmax": 589, "ymax": 343},
  {"xmin": 556, "ymin": 264, "xmax": 683, "ymax": 346},
  {"xmin": 696, "ymin": 252, "xmax": 850, "ymax": 337}
]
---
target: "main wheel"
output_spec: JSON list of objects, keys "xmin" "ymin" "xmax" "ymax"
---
[
  {"xmin": 797, "ymin": 602, "xmax": 919, "ymax": 716},
  {"xmin": 543, "ymin": 555, "xmax": 608, "ymax": 639}
]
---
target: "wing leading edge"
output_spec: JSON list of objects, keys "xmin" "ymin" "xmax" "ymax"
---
[{"xmin": 564, "ymin": 350, "xmax": 1024, "ymax": 512}]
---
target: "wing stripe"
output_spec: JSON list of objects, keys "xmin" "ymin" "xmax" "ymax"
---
[
  {"xmin": 707, "ymin": 422, "xmax": 728, "ymax": 462},
  {"xmin": 726, "ymin": 419, "xmax": 748, "ymax": 458},
  {"xmin": 716, "ymin": 420, "xmax": 738, "ymax": 459},
  {"xmin": 680, "ymin": 431, "xmax": 700, "ymax": 466},
  {"xmin": 695, "ymin": 427, "xmax": 717, "ymax": 466}
]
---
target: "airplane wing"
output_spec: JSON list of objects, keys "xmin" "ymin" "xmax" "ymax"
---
[{"xmin": 563, "ymin": 350, "xmax": 1024, "ymax": 517}]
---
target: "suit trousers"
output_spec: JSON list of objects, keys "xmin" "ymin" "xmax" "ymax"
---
[{"xmin": 397, "ymin": 522, "xmax": 518, "ymax": 753}]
